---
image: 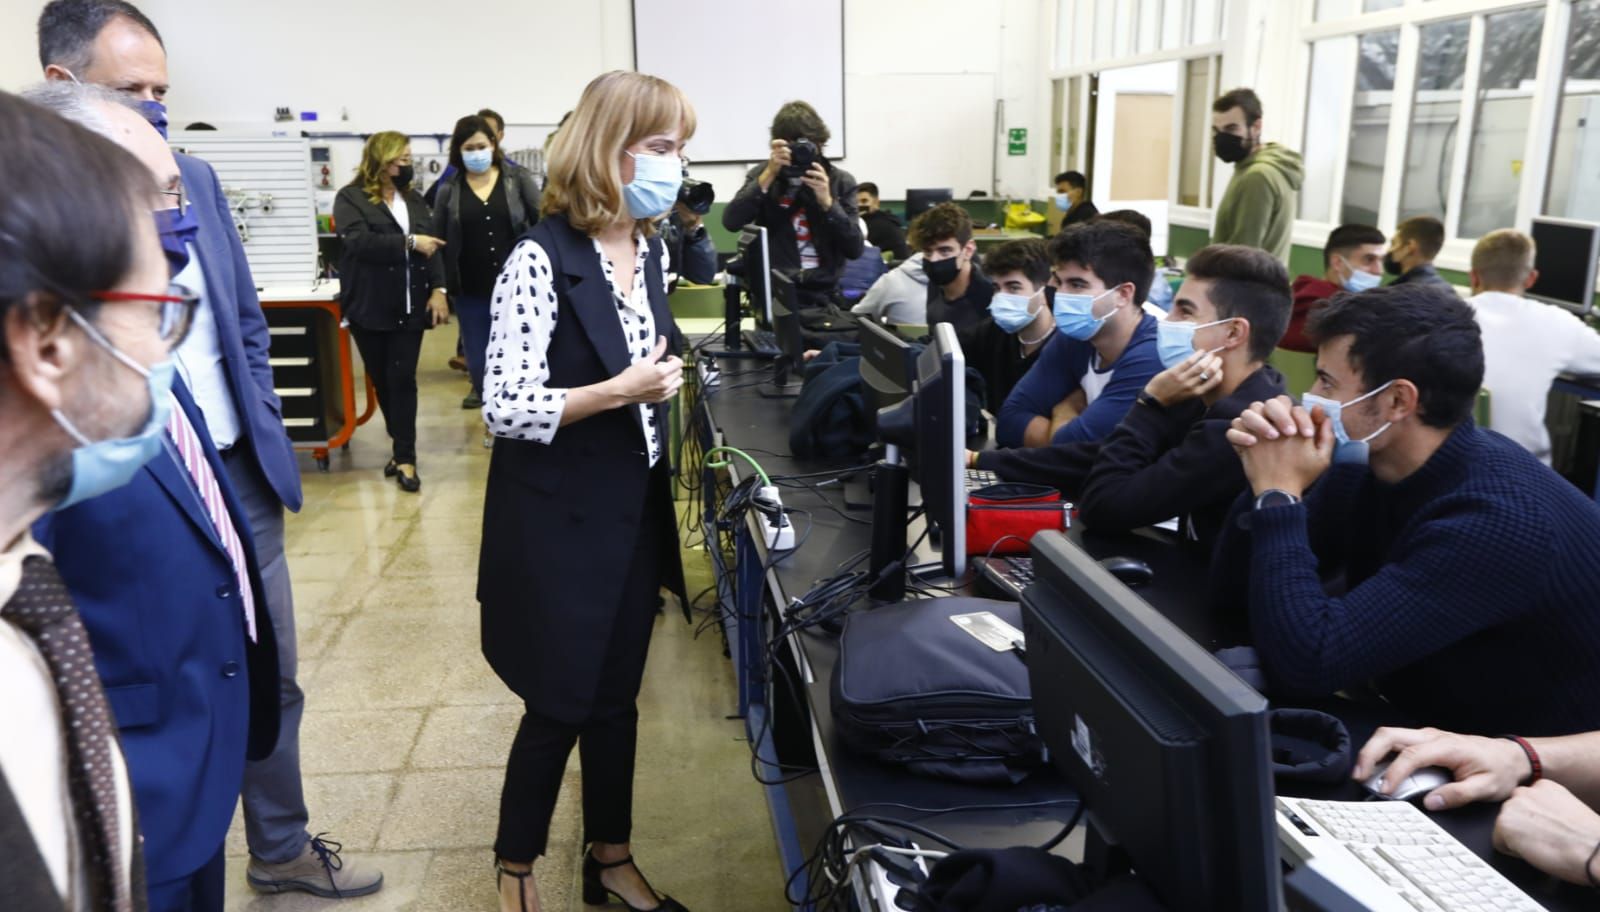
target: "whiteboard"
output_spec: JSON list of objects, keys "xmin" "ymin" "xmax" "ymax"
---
[{"xmin": 632, "ymin": 0, "xmax": 845, "ymax": 163}]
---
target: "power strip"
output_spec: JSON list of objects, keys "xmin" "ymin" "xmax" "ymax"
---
[
  {"xmin": 754, "ymin": 484, "xmax": 795, "ymax": 551},
  {"xmin": 698, "ymin": 357, "xmax": 721, "ymax": 388}
]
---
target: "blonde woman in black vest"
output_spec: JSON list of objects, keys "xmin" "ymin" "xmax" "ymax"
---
[{"xmin": 477, "ymin": 72, "xmax": 693, "ymax": 912}]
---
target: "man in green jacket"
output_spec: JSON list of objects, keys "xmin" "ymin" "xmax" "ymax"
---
[{"xmin": 1211, "ymin": 88, "xmax": 1303, "ymax": 265}]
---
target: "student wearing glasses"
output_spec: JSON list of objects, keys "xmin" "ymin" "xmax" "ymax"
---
[{"xmin": 23, "ymin": 80, "xmax": 281, "ymax": 912}]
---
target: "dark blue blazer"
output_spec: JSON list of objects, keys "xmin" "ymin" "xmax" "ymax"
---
[
  {"xmin": 33, "ymin": 379, "xmax": 280, "ymax": 886},
  {"xmin": 177, "ymin": 153, "xmax": 303, "ymax": 512}
]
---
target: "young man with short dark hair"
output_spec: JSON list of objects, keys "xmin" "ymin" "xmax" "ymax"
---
[
  {"xmin": 974, "ymin": 245, "xmax": 1290, "ymax": 553},
  {"xmin": 855, "ymin": 181, "xmax": 911, "ymax": 259},
  {"xmin": 912, "ymin": 202, "xmax": 992, "ymax": 333},
  {"xmin": 1468, "ymin": 228, "xmax": 1600, "ymax": 464},
  {"xmin": 1054, "ymin": 170, "xmax": 1098, "ymax": 227},
  {"xmin": 994, "ymin": 221, "xmax": 1162, "ymax": 448},
  {"xmin": 1210, "ymin": 87, "xmax": 1302, "ymax": 264},
  {"xmin": 1218, "ymin": 284, "xmax": 1600, "ymax": 736},
  {"xmin": 1281, "ymin": 223, "xmax": 1386, "ymax": 352},
  {"xmin": 959, "ymin": 238, "xmax": 1055, "ymax": 413},
  {"xmin": 1387, "ymin": 215, "xmax": 1451, "ymax": 288}
]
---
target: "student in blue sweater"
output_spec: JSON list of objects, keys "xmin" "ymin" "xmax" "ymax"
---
[
  {"xmin": 1217, "ymin": 285, "xmax": 1600, "ymax": 737},
  {"xmin": 995, "ymin": 221, "xmax": 1162, "ymax": 448}
]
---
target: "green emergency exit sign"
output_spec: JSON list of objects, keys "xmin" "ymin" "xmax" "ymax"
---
[{"xmin": 1008, "ymin": 128, "xmax": 1027, "ymax": 155}]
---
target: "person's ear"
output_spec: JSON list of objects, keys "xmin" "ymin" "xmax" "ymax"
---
[
  {"xmin": 5, "ymin": 296, "xmax": 76, "ymax": 414},
  {"xmin": 1385, "ymin": 379, "xmax": 1420, "ymax": 423},
  {"xmin": 1226, "ymin": 317, "xmax": 1250, "ymax": 352},
  {"xmin": 1524, "ymin": 268, "xmax": 1539, "ymax": 291},
  {"xmin": 962, "ymin": 240, "xmax": 976, "ymax": 262}
]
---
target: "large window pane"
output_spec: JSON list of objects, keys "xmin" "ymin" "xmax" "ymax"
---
[
  {"xmin": 1179, "ymin": 57, "xmax": 1215, "ymax": 207},
  {"xmin": 1460, "ymin": 8, "xmax": 1544, "ymax": 238},
  {"xmin": 1161, "ymin": 0, "xmax": 1184, "ymax": 49},
  {"xmin": 1398, "ymin": 19, "xmax": 1469, "ymax": 224},
  {"xmin": 1546, "ymin": 0, "xmax": 1600, "ymax": 222},
  {"xmin": 1343, "ymin": 30, "xmax": 1400, "ymax": 224},
  {"xmin": 1301, "ymin": 36, "xmax": 1359, "ymax": 222},
  {"xmin": 1364, "ymin": 0, "xmax": 1403, "ymax": 10},
  {"xmin": 1316, "ymin": 0, "xmax": 1360, "ymax": 20},
  {"xmin": 1191, "ymin": 0, "xmax": 1217, "ymax": 43}
]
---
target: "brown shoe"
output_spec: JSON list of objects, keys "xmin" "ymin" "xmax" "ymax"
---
[
  {"xmin": 246, "ymin": 834, "xmax": 383, "ymax": 898},
  {"xmin": 448, "ymin": 355, "xmax": 468, "ymax": 372}
]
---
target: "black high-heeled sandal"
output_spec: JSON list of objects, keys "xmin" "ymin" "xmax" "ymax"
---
[
  {"xmin": 582, "ymin": 852, "xmax": 687, "ymax": 911},
  {"xmin": 495, "ymin": 859, "xmax": 536, "ymax": 911},
  {"xmin": 383, "ymin": 459, "xmax": 399, "ymax": 478}
]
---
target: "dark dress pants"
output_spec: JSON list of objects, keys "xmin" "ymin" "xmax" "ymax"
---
[{"xmin": 350, "ymin": 326, "xmax": 424, "ymax": 464}]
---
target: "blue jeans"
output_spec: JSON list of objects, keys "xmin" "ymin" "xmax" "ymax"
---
[{"xmin": 457, "ymin": 293, "xmax": 492, "ymax": 396}]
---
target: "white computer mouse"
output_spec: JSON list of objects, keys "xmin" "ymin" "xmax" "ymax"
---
[{"xmin": 1362, "ymin": 759, "xmax": 1454, "ymax": 802}]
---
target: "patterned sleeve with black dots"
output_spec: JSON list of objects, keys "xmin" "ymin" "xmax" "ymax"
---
[{"xmin": 483, "ymin": 239, "xmax": 566, "ymax": 445}]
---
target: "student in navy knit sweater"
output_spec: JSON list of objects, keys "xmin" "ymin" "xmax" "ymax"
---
[
  {"xmin": 1216, "ymin": 286, "xmax": 1600, "ymax": 737},
  {"xmin": 971, "ymin": 244, "xmax": 1292, "ymax": 555},
  {"xmin": 995, "ymin": 221, "xmax": 1163, "ymax": 448}
]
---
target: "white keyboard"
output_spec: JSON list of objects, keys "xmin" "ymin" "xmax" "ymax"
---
[{"xmin": 1276, "ymin": 797, "xmax": 1547, "ymax": 912}]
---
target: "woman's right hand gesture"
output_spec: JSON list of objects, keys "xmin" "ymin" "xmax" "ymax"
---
[
  {"xmin": 412, "ymin": 234, "xmax": 446, "ymax": 257},
  {"xmin": 610, "ymin": 336, "xmax": 684, "ymax": 405}
]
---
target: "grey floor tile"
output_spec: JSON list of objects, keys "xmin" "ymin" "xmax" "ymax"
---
[
  {"xmin": 298, "ymin": 708, "xmax": 425, "ymax": 775},
  {"xmin": 377, "ymin": 768, "xmax": 504, "ymax": 851},
  {"xmin": 410, "ymin": 704, "xmax": 523, "ymax": 770}
]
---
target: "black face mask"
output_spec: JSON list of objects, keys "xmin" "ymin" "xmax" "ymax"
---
[
  {"xmin": 1213, "ymin": 131, "xmax": 1250, "ymax": 164},
  {"xmin": 925, "ymin": 255, "xmax": 962, "ymax": 287},
  {"xmin": 390, "ymin": 164, "xmax": 414, "ymax": 191},
  {"xmin": 1383, "ymin": 252, "xmax": 1404, "ymax": 276}
]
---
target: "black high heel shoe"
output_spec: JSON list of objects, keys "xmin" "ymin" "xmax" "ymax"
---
[
  {"xmin": 394, "ymin": 464, "xmax": 421, "ymax": 493},
  {"xmin": 383, "ymin": 459, "xmax": 399, "ymax": 478},
  {"xmin": 495, "ymin": 859, "xmax": 537, "ymax": 911},
  {"xmin": 582, "ymin": 852, "xmax": 687, "ymax": 911}
]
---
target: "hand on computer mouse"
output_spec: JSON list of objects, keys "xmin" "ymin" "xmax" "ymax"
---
[{"xmin": 1354, "ymin": 726, "xmax": 1530, "ymax": 810}]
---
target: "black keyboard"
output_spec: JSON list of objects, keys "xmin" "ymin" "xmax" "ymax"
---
[
  {"xmin": 743, "ymin": 330, "xmax": 780, "ymax": 356},
  {"xmin": 974, "ymin": 556, "xmax": 1035, "ymax": 601},
  {"xmin": 965, "ymin": 468, "xmax": 1000, "ymax": 492}
]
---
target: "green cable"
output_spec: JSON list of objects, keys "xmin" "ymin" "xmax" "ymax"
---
[{"xmin": 704, "ymin": 445, "xmax": 771, "ymax": 486}]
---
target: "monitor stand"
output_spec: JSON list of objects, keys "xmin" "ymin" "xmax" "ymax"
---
[
  {"xmin": 868, "ymin": 448, "xmax": 910, "ymax": 601},
  {"xmin": 757, "ymin": 356, "xmax": 803, "ymax": 398}
]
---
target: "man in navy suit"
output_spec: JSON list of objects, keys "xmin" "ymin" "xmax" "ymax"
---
[{"xmin": 38, "ymin": 0, "xmax": 383, "ymax": 899}]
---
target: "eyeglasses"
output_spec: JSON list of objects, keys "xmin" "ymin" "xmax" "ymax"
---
[
  {"xmin": 89, "ymin": 282, "xmax": 201, "ymax": 346},
  {"xmin": 161, "ymin": 179, "xmax": 187, "ymax": 213}
]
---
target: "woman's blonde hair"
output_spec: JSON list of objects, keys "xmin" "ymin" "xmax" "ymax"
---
[
  {"xmin": 542, "ymin": 71, "xmax": 696, "ymax": 237},
  {"xmin": 354, "ymin": 131, "xmax": 410, "ymax": 204}
]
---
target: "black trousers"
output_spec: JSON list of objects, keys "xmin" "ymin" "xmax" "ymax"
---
[
  {"xmin": 494, "ymin": 480, "xmax": 665, "ymax": 861},
  {"xmin": 350, "ymin": 326, "xmax": 423, "ymax": 464}
]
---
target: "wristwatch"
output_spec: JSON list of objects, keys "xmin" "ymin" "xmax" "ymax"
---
[
  {"xmin": 1136, "ymin": 391, "xmax": 1166, "ymax": 411},
  {"xmin": 1253, "ymin": 489, "xmax": 1301, "ymax": 511}
]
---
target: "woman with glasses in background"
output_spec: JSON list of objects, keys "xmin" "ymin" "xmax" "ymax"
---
[{"xmin": 333, "ymin": 132, "xmax": 448, "ymax": 492}]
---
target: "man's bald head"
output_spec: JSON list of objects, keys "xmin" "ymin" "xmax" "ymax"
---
[{"xmin": 20, "ymin": 80, "xmax": 179, "ymax": 200}]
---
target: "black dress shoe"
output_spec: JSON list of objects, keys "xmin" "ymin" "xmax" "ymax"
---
[
  {"xmin": 383, "ymin": 459, "xmax": 399, "ymax": 478},
  {"xmin": 582, "ymin": 852, "xmax": 687, "ymax": 911},
  {"xmin": 395, "ymin": 464, "xmax": 421, "ymax": 493}
]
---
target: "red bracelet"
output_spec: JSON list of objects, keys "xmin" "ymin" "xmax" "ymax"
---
[{"xmin": 1502, "ymin": 735, "xmax": 1542, "ymax": 785}]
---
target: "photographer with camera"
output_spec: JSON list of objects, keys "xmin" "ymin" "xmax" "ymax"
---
[
  {"xmin": 721, "ymin": 101, "xmax": 863, "ymax": 303},
  {"xmin": 660, "ymin": 173, "xmax": 717, "ymax": 287}
]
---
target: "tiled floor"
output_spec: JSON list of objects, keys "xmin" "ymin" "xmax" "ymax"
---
[{"xmin": 222, "ymin": 328, "xmax": 786, "ymax": 911}]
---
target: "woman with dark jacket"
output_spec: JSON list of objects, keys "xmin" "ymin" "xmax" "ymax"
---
[
  {"xmin": 478, "ymin": 71, "xmax": 694, "ymax": 912},
  {"xmin": 333, "ymin": 131, "xmax": 447, "ymax": 492},
  {"xmin": 430, "ymin": 114, "xmax": 541, "ymax": 418}
]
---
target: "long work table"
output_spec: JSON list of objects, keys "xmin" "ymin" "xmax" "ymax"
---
[{"xmin": 689, "ymin": 350, "xmax": 1593, "ymax": 911}]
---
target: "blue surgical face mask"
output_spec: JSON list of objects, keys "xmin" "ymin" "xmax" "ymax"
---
[
  {"xmin": 1155, "ymin": 317, "xmax": 1233, "ymax": 369},
  {"xmin": 1302, "ymin": 380, "xmax": 1395, "ymax": 464},
  {"xmin": 1053, "ymin": 286, "xmax": 1120, "ymax": 341},
  {"xmin": 623, "ymin": 151, "xmax": 683, "ymax": 219},
  {"xmin": 1148, "ymin": 269, "xmax": 1176, "ymax": 311},
  {"xmin": 138, "ymin": 99, "xmax": 169, "ymax": 140},
  {"xmin": 51, "ymin": 308, "xmax": 176, "ymax": 510},
  {"xmin": 462, "ymin": 148, "xmax": 494, "ymax": 174},
  {"xmin": 153, "ymin": 204, "xmax": 199, "ymax": 277},
  {"xmin": 1340, "ymin": 257, "xmax": 1382, "ymax": 294},
  {"xmin": 1054, "ymin": 192, "xmax": 1072, "ymax": 211},
  {"xmin": 988, "ymin": 292, "xmax": 1038, "ymax": 334}
]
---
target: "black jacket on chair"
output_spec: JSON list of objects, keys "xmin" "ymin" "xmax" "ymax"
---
[
  {"xmin": 476, "ymin": 212, "xmax": 688, "ymax": 724},
  {"xmin": 722, "ymin": 161, "xmax": 865, "ymax": 290},
  {"xmin": 429, "ymin": 166, "xmax": 542, "ymax": 297},
  {"xmin": 332, "ymin": 184, "xmax": 446, "ymax": 332}
]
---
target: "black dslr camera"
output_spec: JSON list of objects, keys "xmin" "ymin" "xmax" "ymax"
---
[
  {"xmin": 781, "ymin": 137, "xmax": 822, "ymax": 180},
  {"xmin": 677, "ymin": 177, "xmax": 714, "ymax": 215}
]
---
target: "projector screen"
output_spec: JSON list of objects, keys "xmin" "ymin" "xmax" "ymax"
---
[{"xmin": 632, "ymin": 0, "xmax": 845, "ymax": 163}]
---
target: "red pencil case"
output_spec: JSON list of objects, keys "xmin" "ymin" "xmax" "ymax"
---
[{"xmin": 966, "ymin": 483, "xmax": 1073, "ymax": 556}]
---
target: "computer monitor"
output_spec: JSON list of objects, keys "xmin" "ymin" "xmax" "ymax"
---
[
  {"xmin": 1527, "ymin": 216, "xmax": 1599, "ymax": 315},
  {"xmin": 733, "ymin": 226, "xmax": 774, "ymax": 326},
  {"xmin": 1021, "ymin": 532, "xmax": 1279, "ymax": 912},
  {"xmin": 875, "ymin": 323, "xmax": 968, "ymax": 580},
  {"xmin": 761, "ymin": 269, "xmax": 807, "ymax": 396},
  {"xmin": 905, "ymin": 188, "xmax": 954, "ymax": 221},
  {"xmin": 858, "ymin": 318, "xmax": 916, "ymax": 418}
]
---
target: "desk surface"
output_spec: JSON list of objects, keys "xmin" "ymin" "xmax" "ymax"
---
[{"xmin": 698, "ymin": 355, "xmax": 1592, "ymax": 909}]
